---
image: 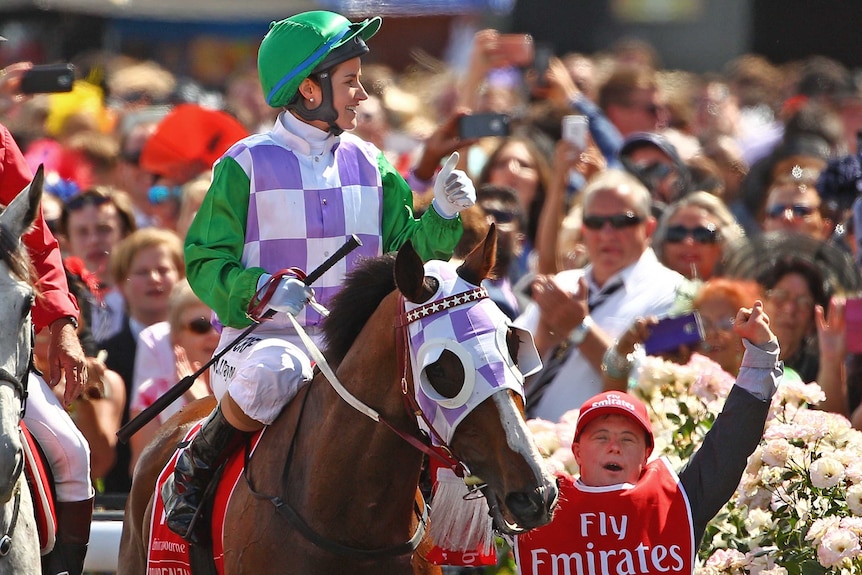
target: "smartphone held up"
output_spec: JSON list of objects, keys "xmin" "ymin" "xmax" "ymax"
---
[
  {"xmin": 458, "ymin": 113, "xmax": 511, "ymax": 140},
  {"xmin": 643, "ymin": 312, "xmax": 705, "ymax": 356},
  {"xmin": 846, "ymin": 297, "xmax": 862, "ymax": 354},
  {"xmin": 562, "ymin": 115, "xmax": 589, "ymax": 151},
  {"xmin": 494, "ymin": 34, "xmax": 534, "ymax": 68},
  {"xmin": 20, "ymin": 64, "xmax": 76, "ymax": 94}
]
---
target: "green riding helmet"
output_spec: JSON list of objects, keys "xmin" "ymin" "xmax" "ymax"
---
[{"xmin": 258, "ymin": 10, "xmax": 380, "ymax": 132}]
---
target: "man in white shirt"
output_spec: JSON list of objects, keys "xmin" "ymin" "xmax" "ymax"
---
[{"xmin": 516, "ymin": 169, "xmax": 687, "ymax": 421}]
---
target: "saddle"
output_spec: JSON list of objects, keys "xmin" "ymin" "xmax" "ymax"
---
[
  {"xmin": 148, "ymin": 421, "xmax": 265, "ymax": 575},
  {"xmin": 20, "ymin": 421, "xmax": 57, "ymax": 556}
]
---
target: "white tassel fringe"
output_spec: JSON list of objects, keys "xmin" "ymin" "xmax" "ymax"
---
[{"xmin": 428, "ymin": 467, "xmax": 495, "ymax": 555}]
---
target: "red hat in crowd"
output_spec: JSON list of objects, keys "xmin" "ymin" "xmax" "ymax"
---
[{"xmin": 574, "ymin": 391, "xmax": 654, "ymax": 448}]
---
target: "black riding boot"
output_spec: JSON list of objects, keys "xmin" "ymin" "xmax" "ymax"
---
[
  {"xmin": 161, "ymin": 404, "xmax": 247, "ymax": 544},
  {"xmin": 41, "ymin": 497, "xmax": 93, "ymax": 575}
]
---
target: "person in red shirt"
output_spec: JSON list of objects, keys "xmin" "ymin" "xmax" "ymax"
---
[
  {"xmin": 1, "ymin": 44, "xmax": 93, "ymax": 575},
  {"xmin": 514, "ymin": 301, "xmax": 782, "ymax": 575}
]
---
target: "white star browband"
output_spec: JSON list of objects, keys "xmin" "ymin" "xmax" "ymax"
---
[{"xmin": 400, "ymin": 287, "xmax": 489, "ymax": 325}]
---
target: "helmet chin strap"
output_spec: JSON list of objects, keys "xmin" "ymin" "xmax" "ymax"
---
[{"xmin": 286, "ymin": 71, "xmax": 344, "ymax": 136}]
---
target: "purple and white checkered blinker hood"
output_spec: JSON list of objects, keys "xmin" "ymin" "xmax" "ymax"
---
[{"xmin": 405, "ymin": 260, "xmax": 542, "ymax": 446}]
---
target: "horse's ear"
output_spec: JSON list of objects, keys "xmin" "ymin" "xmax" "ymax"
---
[
  {"xmin": 0, "ymin": 164, "xmax": 43, "ymax": 239},
  {"xmin": 394, "ymin": 241, "xmax": 436, "ymax": 303},
  {"xmin": 457, "ymin": 223, "xmax": 497, "ymax": 285}
]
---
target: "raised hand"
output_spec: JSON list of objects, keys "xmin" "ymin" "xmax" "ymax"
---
[
  {"xmin": 432, "ymin": 152, "xmax": 476, "ymax": 218},
  {"xmin": 733, "ymin": 300, "xmax": 775, "ymax": 347}
]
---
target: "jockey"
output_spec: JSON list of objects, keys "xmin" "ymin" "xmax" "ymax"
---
[
  {"xmin": 1, "ymin": 46, "xmax": 93, "ymax": 575},
  {"xmin": 161, "ymin": 10, "xmax": 476, "ymax": 543}
]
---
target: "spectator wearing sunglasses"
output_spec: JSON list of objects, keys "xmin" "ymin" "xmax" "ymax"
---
[
  {"xmin": 129, "ymin": 279, "xmax": 219, "ymax": 473},
  {"xmin": 762, "ymin": 180, "xmax": 830, "ymax": 239},
  {"xmin": 598, "ymin": 64, "xmax": 668, "ymax": 139},
  {"xmin": 515, "ymin": 169, "xmax": 687, "ymax": 421},
  {"xmin": 652, "ymin": 191, "xmax": 744, "ymax": 281},
  {"xmin": 619, "ymin": 131, "xmax": 692, "ymax": 210}
]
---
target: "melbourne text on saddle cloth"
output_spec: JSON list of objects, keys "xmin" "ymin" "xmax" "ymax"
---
[{"xmin": 404, "ymin": 260, "xmax": 542, "ymax": 446}]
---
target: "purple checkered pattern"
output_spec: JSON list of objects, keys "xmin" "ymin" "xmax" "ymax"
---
[
  {"xmin": 228, "ymin": 132, "xmax": 383, "ymax": 328},
  {"xmin": 405, "ymin": 260, "xmax": 527, "ymax": 446}
]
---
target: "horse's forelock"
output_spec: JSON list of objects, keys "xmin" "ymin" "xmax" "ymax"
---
[
  {"xmin": 321, "ymin": 253, "xmax": 397, "ymax": 364},
  {"xmin": 0, "ymin": 225, "xmax": 31, "ymax": 284}
]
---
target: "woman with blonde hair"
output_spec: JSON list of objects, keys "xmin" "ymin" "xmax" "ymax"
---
[{"xmin": 100, "ymin": 227, "xmax": 184, "ymax": 492}]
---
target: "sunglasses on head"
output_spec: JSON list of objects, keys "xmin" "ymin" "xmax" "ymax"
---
[
  {"xmin": 185, "ymin": 317, "xmax": 214, "ymax": 335},
  {"xmin": 583, "ymin": 211, "xmax": 644, "ymax": 230},
  {"xmin": 148, "ymin": 185, "xmax": 183, "ymax": 205},
  {"xmin": 765, "ymin": 204, "xmax": 816, "ymax": 219},
  {"xmin": 65, "ymin": 194, "xmax": 111, "ymax": 211},
  {"xmin": 665, "ymin": 224, "xmax": 720, "ymax": 244}
]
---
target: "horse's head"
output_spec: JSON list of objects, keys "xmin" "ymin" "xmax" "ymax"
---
[
  {"xmin": 395, "ymin": 225, "xmax": 557, "ymax": 535},
  {"xmin": 0, "ymin": 166, "xmax": 40, "ymax": 499}
]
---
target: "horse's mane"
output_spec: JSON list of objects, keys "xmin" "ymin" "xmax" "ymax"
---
[
  {"xmin": 0, "ymin": 224, "xmax": 31, "ymax": 283},
  {"xmin": 321, "ymin": 253, "xmax": 397, "ymax": 365}
]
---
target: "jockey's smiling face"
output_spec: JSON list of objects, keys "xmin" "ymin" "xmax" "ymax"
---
[
  {"xmin": 331, "ymin": 58, "xmax": 368, "ymax": 132},
  {"xmin": 573, "ymin": 414, "xmax": 651, "ymax": 487},
  {"xmin": 304, "ymin": 57, "xmax": 369, "ymax": 134}
]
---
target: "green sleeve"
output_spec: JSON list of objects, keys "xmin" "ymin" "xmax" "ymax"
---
[
  {"xmin": 378, "ymin": 152, "xmax": 463, "ymax": 261},
  {"xmin": 184, "ymin": 156, "xmax": 266, "ymax": 328}
]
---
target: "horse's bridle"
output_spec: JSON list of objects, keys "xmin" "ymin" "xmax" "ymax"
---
[
  {"xmin": 0, "ymin": 368, "xmax": 28, "ymax": 558},
  {"xmin": 243, "ymin": 288, "xmax": 492, "ymax": 560}
]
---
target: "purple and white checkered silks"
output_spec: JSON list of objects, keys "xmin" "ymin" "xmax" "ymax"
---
[{"xmin": 405, "ymin": 260, "xmax": 542, "ymax": 446}]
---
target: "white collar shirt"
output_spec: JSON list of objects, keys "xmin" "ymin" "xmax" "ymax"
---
[{"xmin": 515, "ymin": 248, "xmax": 686, "ymax": 421}]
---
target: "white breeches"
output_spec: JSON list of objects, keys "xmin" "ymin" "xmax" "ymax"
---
[
  {"xmin": 209, "ymin": 325, "xmax": 316, "ymax": 425},
  {"xmin": 23, "ymin": 372, "xmax": 94, "ymax": 502}
]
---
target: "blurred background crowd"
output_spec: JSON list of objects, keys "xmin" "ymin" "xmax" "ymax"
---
[{"xmin": 3, "ymin": 0, "xmax": 862, "ymax": 513}]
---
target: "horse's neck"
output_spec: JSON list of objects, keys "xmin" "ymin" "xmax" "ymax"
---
[{"xmin": 285, "ymin": 294, "xmax": 424, "ymax": 528}]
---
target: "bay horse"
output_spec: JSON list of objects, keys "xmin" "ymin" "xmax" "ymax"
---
[
  {"xmin": 0, "ymin": 169, "xmax": 43, "ymax": 574},
  {"xmin": 119, "ymin": 227, "xmax": 558, "ymax": 574}
]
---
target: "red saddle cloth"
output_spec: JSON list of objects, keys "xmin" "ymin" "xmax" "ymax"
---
[
  {"xmin": 20, "ymin": 421, "xmax": 57, "ymax": 556},
  {"xmin": 147, "ymin": 422, "xmax": 265, "ymax": 575}
]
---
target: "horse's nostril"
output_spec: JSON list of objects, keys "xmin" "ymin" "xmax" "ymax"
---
[{"xmin": 505, "ymin": 490, "xmax": 545, "ymax": 524}]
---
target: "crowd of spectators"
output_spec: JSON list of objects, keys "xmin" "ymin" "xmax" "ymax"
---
[{"xmin": 3, "ymin": 26, "xmax": 862, "ymax": 504}]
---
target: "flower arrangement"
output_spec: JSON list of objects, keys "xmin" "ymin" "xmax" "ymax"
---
[{"xmin": 527, "ymin": 352, "xmax": 862, "ymax": 575}]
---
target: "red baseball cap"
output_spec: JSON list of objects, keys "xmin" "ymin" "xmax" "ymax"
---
[{"xmin": 574, "ymin": 391, "xmax": 654, "ymax": 448}]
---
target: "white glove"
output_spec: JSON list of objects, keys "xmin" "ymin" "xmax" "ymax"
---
[
  {"xmin": 431, "ymin": 151, "xmax": 476, "ymax": 219},
  {"xmin": 257, "ymin": 273, "xmax": 314, "ymax": 317}
]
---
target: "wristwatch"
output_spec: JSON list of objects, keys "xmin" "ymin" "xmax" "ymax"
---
[
  {"xmin": 601, "ymin": 345, "xmax": 633, "ymax": 379},
  {"xmin": 568, "ymin": 315, "xmax": 594, "ymax": 346}
]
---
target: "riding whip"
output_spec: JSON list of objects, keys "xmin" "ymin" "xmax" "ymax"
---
[{"xmin": 117, "ymin": 234, "xmax": 363, "ymax": 444}]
